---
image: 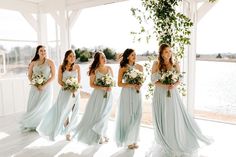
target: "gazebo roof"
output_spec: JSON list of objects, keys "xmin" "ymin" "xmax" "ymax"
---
[{"xmin": 0, "ymin": 0, "xmax": 128, "ymax": 13}]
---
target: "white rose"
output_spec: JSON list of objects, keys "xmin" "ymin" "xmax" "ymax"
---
[
  {"xmin": 71, "ymin": 78, "xmax": 77, "ymax": 84},
  {"xmin": 106, "ymin": 79, "xmax": 112, "ymax": 85},
  {"xmin": 161, "ymin": 75, "xmax": 165, "ymax": 80},
  {"xmin": 66, "ymin": 79, "xmax": 72, "ymax": 85},
  {"xmin": 71, "ymin": 77, "xmax": 76, "ymax": 81},
  {"xmin": 130, "ymin": 71, "xmax": 138, "ymax": 78},
  {"xmin": 37, "ymin": 78, "xmax": 44, "ymax": 84},
  {"xmin": 31, "ymin": 79, "xmax": 36, "ymax": 85}
]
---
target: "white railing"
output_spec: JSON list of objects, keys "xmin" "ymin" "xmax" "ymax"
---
[{"xmin": 0, "ymin": 76, "xmax": 61, "ymax": 116}]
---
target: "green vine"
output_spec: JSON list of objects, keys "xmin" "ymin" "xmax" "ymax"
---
[
  {"xmin": 208, "ymin": 0, "xmax": 217, "ymax": 2},
  {"xmin": 131, "ymin": 0, "xmax": 193, "ymax": 60},
  {"xmin": 131, "ymin": 0, "xmax": 216, "ymax": 99}
]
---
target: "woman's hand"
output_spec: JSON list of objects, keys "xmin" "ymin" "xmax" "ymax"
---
[
  {"xmin": 37, "ymin": 84, "xmax": 46, "ymax": 91},
  {"xmin": 101, "ymin": 87, "xmax": 112, "ymax": 91},
  {"xmin": 126, "ymin": 84, "xmax": 136, "ymax": 89},
  {"xmin": 106, "ymin": 87, "xmax": 112, "ymax": 91},
  {"xmin": 167, "ymin": 84, "xmax": 175, "ymax": 90},
  {"xmin": 155, "ymin": 82, "xmax": 176, "ymax": 90},
  {"xmin": 135, "ymin": 84, "xmax": 141, "ymax": 91},
  {"xmin": 70, "ymin": 89, "xmax": 77, "ymax": 93}
]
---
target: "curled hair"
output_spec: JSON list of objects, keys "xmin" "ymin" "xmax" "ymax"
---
[
  {"xmin": 88, "ymin": 52, "xmax": 102, "ymax": 76},
  {"xmin": 61, "ymin": 50, "xmax": 74, "ymax": 73},
  {"xmin": 120, "ymin": 48, "xmax": 134, "ymax": 68},
  {"xmin": 158, "ymin": 43, "xmax": 173, "ymax": 71},
  {"xmin": 31, "ymin": 45, "xmax": 44, "ymax": 63}
]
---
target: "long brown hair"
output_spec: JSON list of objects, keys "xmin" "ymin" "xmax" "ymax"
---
[
  {"xmin": 31, "ymin": 45, "xmax": 44, "ymax": 63},
  {"xmin": 158, "ymin": 43, "xmax": 173, "ymax": 71},
  {"xmin": 61, "ymin": 50, "xmax": 74, "ymax": 73},
  {"xmin": 88, "ymin": 52, "xmax": 102, "ymax": 76},
  {"xmin": 120, "ymin": 48, "xmax": 134, "ymax": 68}
]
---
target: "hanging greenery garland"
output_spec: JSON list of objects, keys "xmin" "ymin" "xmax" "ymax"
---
[{"xmin": 131, "ymin": 0, "xmax": 216, "ymax": 99}]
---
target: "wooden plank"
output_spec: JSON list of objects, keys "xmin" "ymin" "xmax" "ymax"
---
[{"xmin": 2, "ymin": 80, "xmax": 15, "ymax": 115}]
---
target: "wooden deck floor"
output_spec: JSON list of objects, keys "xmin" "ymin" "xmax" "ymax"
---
[{"xmin": 0, "ymin": 113, "xmax": 236, "ymax": 157}]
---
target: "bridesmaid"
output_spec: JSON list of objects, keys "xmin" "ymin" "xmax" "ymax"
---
[
  {"xmin": 150, "ymin": 43, "xmax": 213, "ymax": 156},
  {"xmin": 115, "ymin": 48, "xmax": 143, "ymax": 149},
  {"xmin": 37, "ymin": 49, "xmax": 81, "ymax": 141},
  {"xmin": 73, "ymin": 52, "xmax": 113, "ymax": 145},
  {"xmin": 21, "ymin": 45, "xmax": 55, "ymax": 132}
]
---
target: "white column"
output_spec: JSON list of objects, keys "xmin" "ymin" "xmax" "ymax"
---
[
  {"xmin": 49, "ymin": 0, "xmax": 69, "ymax": 63},
  {"xmin": 50, "ymin": 9, "xmax": 81, "ymax": 63},
  {"xmin": 58, "ymin": 9, "xmax": 70, "ymax": 60},
  {"xmin": 37, "ymin": 11, "xmax": 48, "ymax": 47},
  {"xmin": 186, "ymin": 1, "xmax": 197, "ymax": 114}
]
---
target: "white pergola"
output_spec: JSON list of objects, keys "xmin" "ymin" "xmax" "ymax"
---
[{"xmin": 0, "ymin": 0, "xmax": 217, "ymax": 115}]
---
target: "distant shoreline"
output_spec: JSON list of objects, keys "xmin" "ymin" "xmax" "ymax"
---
[
  {"xmin": 77, "ymin": 55, "xmax": 152, "ymax": 64},
  {"xmin": 78, "ymin": 55, "xmax": 236, "ymax": 64},
  {"xmin": 196, "ymin": 58, "xmax": 236, "ymax": 63}
]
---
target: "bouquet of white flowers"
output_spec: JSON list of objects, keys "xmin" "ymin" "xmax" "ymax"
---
[
  {"xmin": 123, "ymin": 68, "xmax": 145, "ymax": 93},
  {"xmin": 31, "ymin": 73, "xmax": 47, "ymax": 87},
  {"xmin": 95, "ymin": 74, "xmax": 115, "ymax": 98},
  {"xmin": 63, "ymin": 77, "xmax": 81, "ymax": 97},
  {"xmin": 159, "ymin": 69, "xmax": 182, "ymax": 97}
]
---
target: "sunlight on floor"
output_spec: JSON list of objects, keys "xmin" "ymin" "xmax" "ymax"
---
[
  {"xmin": 1, "ymin": 113, "xmax": 236, "ymax": 157},
  {"xmin": 0, "ymin": 132, "xmax": 9, "ymax": 140}
]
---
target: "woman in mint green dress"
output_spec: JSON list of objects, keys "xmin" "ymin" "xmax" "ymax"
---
[
  {"xmin": 150, "ymin": 43, "xmax": 213, "ymax": 156},
  {"xmin": 115, "ymin": 48, "xmax": 143, "ymax": 149},
  {"xmin": 72, "ymin": 52, "xmax": 114, "ymax": 145},
  {"xmin": 37, "ymin": 50, "xmax": 81, "ymax": 141},
  {"xmin": 20, "ymin": 45, "xmax": 55, "ymax": 132}
]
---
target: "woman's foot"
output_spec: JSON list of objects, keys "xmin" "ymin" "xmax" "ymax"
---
[
  {"xmin": 133, "ymin": 143, "xmax": 139, "ymax": 149},
  {"xmin": 104, "ymin": 137, "xmax": 109, "ymax": 143},
  {"xmin": 99, "ymin": 137, "xmax": 104, "ymax": 144},
  {"xmin": 99, "ymin": 136, "xmax": 109, "ymax": 144},
  {"xmin": 66, "ymin": 134, "xmax": 71, "ymax": 141},
  {"xmin": 128, "ymin": 144, "xmax": 134, "ymax": 149}
]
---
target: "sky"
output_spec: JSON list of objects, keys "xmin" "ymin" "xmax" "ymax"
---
[{"xmin": 0, "ymin": 0, "xmax": 236, "ymax": 54}]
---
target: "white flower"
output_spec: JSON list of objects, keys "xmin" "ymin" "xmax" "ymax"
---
[
  {"xmin": 31, "ymin": 79, "xmax": 36, "ymax": 85},
  {"xmin": 71, "ymin": 77, "xmax": 77, "ymax": 83},
  {"xmin": 160, "ymin": 75, "xmax": 166, "ymax": 80},
  {"xmin": 106, "ymin": 79, "xmax": 112, "ymax": 84},
  {"xmin": 130, "ymin": 71, "xmax": 138, "ymax": 78},
  {"xmin": 66, "ymin": 79, "xmax": 72, "ymax": 85},
  {"xmin": 37, "ymin": 78, "xmax": 44, "ymax": 84},
  {"xmin": 172, "ymin": 73, "xmax": 179, "ymax": 82}
]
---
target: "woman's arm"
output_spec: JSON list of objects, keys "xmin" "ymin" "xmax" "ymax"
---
[
  {"xmin": 75, "ymin": 64, "xmax": 81, "ymax": 83},
  {"xmin": 107, "ymin": 66, "xmax": 114, "ymax": 77},
  {"xmin": 171, "ymin": 63, "xmax": 181, "ymax": 88},
  {"xmin": 43, "ymin": 59, "xmax": 55, "ymax": 87},
  {"xmin": 151, "ymin": 61, "xmax": 161, "ymax": 84},
  {"xmin": 151, "ymin": 61, "xmax": 158, "ymax": 74},
  {"xmin": 136, "ymin": 64, "xmax": 143, "ymax": 72},
  {"xmin": 58, "ymin": 65, "xmax": 64, "ymax": 87},
  {"xmin": 27, "ymin": 62, "xmax": 34, "ymax": 82}
]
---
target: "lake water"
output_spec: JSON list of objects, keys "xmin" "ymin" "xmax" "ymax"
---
[{"xmin": 195, "ymin": 61, "xmax": 236, "ymax": 115}]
